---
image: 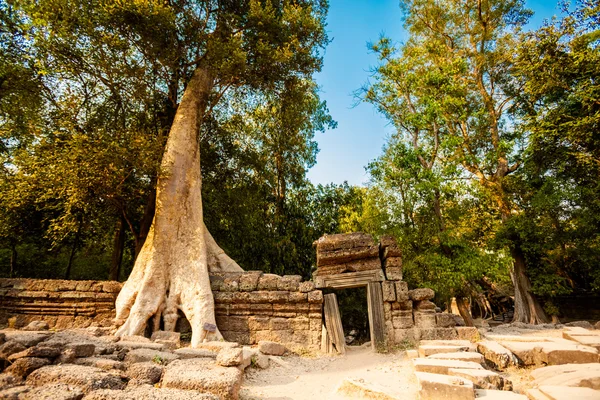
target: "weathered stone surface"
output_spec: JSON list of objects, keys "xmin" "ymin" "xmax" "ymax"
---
[
  {"xmin": 124, "ymin": 348, "xmax": 179, "ymax": 365},
  {"xmin": 415, "ymin": 301, "xmax": 436, "ymax": 311},
  {"xmin": 539, "ymin": 385, "xmax": 600, "ymax": 400},
  {"xmin": 254, "ymin": 353, "xmax": 269, "ymax": 369},
  {"xmin": 1, "ymin": 331, "xmax": 50, "ymax": 347},
  {"xmin": 419, "ymin": 328, "xmax": 459, "ymax": 341},
  {"xmin": 416, "ymin": 371, "xmax": 474, "ymax": 400},
  {"xmin": 382, "ymin": 281, "xmax": 396, "ymax": 302},
  {"xmin": 162, "ymin": 358, "xmax": 243, "ymax": 399},
  {"xmin": 65, "ymin": 343, "xmax": 96, "ymax": 358},
  {"xmin": 7, "ymin": 345, "xmax": 60, "ymax": 361},
  {"xmin": 565, "ymin": 321, "xmax": 595, "ymax": 330},
  {"xmin": 5, "ymin": 357, "xmax": 51, "ymax": 377},
  {"xmin": 315, "ymin": 232, "xmax": 376, "ymax": 252},
  {"xmin": 409, "ymin": 288, "xmax": 435, "ymax": 301},
  {"xmin": 500, "ymin": 340, "xmax": 599, "ymax": 366},
  {"xmin": 477, "ymin": 341, "xmax": 517, "ymax": 370},
  {"xmin": 258, "ymin": 341, "xmax": 286, "ymax": 356},
  {"xmin": 238, "ymin": 271, "xmax": 262, "ymax": 292},
  {"xmin": 413, "ymin": 358, "xmax": 484, "ymax": 375},
  {"xmin": 216, "ymin": 348, "xmax": 243, "ymax": 367},
  {"xmin": 392, "ymin": 313, "xmax": 414, "ymax": 329},
  {"xmin": 0, "ymin": 372, "xmax": 23, "ymax": 389},
  {"xmin": 307, "ymin": 290, "xmax": 323, "ymax": 304},
  {"xmin": 173, "ymin": 348, "xmax": 217, "ymax": 359},
  {"xmin": 221, "ymin": 276, "xmax": 240, "ymax": 292},
  {"xmin": 419, "ymin": 345, "xmax": 470, "ymax": 357},
  {"xmin": 383, "ymin": 257, "xmax": 402, "ymax": 269},
  {"xmin": 26, "ymin": 365, "xmax": 126, "ymax": 393},
  {"xmin": 84, "ymin": 385, "xmax": 219, "ymax": 400},
  {"xmin": 475, "ymin": 389, "xmax": 527, "ymax": 399},
  {"xmin": 385, "ymin": 267, "xmax": 403, "ymax": 281},
  {"xmin": 22, "ymin": 321, "xmax": 49, "ymax": 331},
  {"xmin": 395, "ymin": 282, "xmax": 409, "ymax": 302},
  {"xmin": 336, "ymin": 378, "xmax": 398, "ymax": 400},
  {"xmin": 117, "ymin": 341, "xmax": 165, "ymax": 351},
  {"xmin": 456, "ymin": 327, "xmax": 479, "ymax": 341},
  {"xmin": 448, "ymin": 368, "xmax": 512, "ymax": 390},
  {"xmin": 126, "ymin": 362, "xmax": 163, "ymax": 385},
  {"xmin": 427, "ymin": 352, "xmax": 485, "ymax": 365},
  {"xmin": 278, "ymin": 275, "xmax": 302, "ymax": 292},
  {"xmin": 151, "ymin": 331, "xmax": 180, "ymax": 343},
  {"xmin": 194, "ymin": 341, "xmax": 240, "ymax": 353},
  {"xmin": 74, "ymin": 357, "xmax": 125, "ymax": 371},
  {"xmin": 414, "ymin": 312, "xmax": 437, "ymax": 329},
  {"xmin": 379, "ymin": 235, "xmax": 397, "ymax": 248},
  {"xmin": 256, "ymin": 274, "xmax": 281, "ymax": 291},
  {"xmin": 19, "ymin": 383, "xmax": 84, "ymax": 400},
  {"xmin": 314, "ymin": 258, "xmax": 381, "ymax": 275},
  {"xmin": 0, "ymin": 385, "xmax": 29, "ymax": 399},
  {"xmin": 436, "ymin": 313, "xmax": 457, "ymax": 328},
  {"xmin": 382, "ymin": 244, "xmax": 402, "ymax": 259},
  {"xmin": 531, "ymin": 363, "xmax": 600, "ymax": 389},
  {"xmin": 298, "ymin": 281, "xmax": 315, "ymax": 293}
]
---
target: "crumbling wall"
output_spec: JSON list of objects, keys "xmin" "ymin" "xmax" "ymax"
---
[{"xmin": 0, "ymin": 273, "xmax": 324, "ymax": 351}]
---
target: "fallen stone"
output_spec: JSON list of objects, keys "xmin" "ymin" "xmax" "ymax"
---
[
  {"xmin": 448, "ymin": 368, "xmax": 512, "ymax": 390},
  {"xmin": 415, "ymin": 371, "xmax": 474, "ymax": 400},
  {"xmin": 0, "ymin": 372, "xmax": 23, "ymax": 389},
  {"xmin": 477, "ymin": 341, "xmax": 517, "ymax": 370},
  {"xmin": 117, "ymin": 341, "xmax": 165, "ymax": 351},
  {"xmin": 0, "ymin": 341, "xmax": 27, "ymax": 360},
  {"xmin": 254, "ymin": 353, "xmax": 269, "ymax": 369},
  {"xmin": 216, "ymin": 347, "xmax": 243, "ymax": 367},
  {"xmin": 65, "ymin": 343, "xmax": 96, "ymax": 358},
  {"xmin": 456, "ymin": 327, "xmax": 479, "ymax": 341},
  {"xmin": 22, "ymin": 321, "xmax": 49, "ymax": 331},
  {"xmin": 84, "ymin": 385, "xmax": 219, "ymax": 399},
  {"xmin": 562, "ymin": 334, "xmax": 600, "ymax": 350},
  {"xmin": 7, "ymin": 345, "xmax": 61, "ymax": 361},
  {"xmin": 151, "ymin": 331, "xmax": 181, "ymax": 348},
  {"xmin": 539, "ymin": 385, "xmax": 600, "ymax": 400},
  {"xmin": 565, "ymin": 321, "xmax": 595, "ymax": 330},
  {"xmin": 427, "ymin": 352, "xmax": 485, "ymax": 365},
  {"xmin": 413, "ymin": 358, "xmax": 484, "ymax": 375},
  {"xmin": 1, "ymin": 331, "xmax": 50, "ymax": 347},
  {"xmin": 500, "ymin": 340, "xmax": 598, "ymax": 366},
  {"xmin": 436, "ymin": 313, "xmax": 457, "ymax": 328},
  {"xmin": 26, "ymin": 365, "xmax": 126, "ymax": 393},
  {"xmin": 475, "ymin": 389, "xmax": 527, "ymax": 399},
  {"xmin": 126, "ymin": 362, "xmax": 163, "ymax": 385},
  {"xmin": 258, "ymin": 340, "xmax": 286, "ymax": 356},
  {"xmin": 4, "ymin": 357, "xmax": 51, "ymax": 377},
  {"xmin": 336, "ymin": 378, "xmax": 399, "ymax": 400},
  {"xmin": 409, "ymin": 288, "xmax": 435, "ymax": 301},
  {"xmin": 174, "ymin": 348, "xmax": 217, "ymax": 359},
  {"xmin": 124, "ymin": 348, "xmax": 179, "ymax": 365},
  {"xmin": 193, "ymin": 341, "xmax": 240, "ymax": 353},
  {"xmin": 162, "ymin": 358, "xmax": 243, "ymax": 399},
  {"xmin": 74, "ymin": 357, "xmax": 125, "ymax": 371},
  {"xmin": 19, "ymin": 383, "xmax": 84, "ymax": 400},
  {"xmin": 121, "ymin": 335, "xmax": 151, "ymax": 343},
  {"xmin": 531, "ymin": 363, "xmax": 600, "ymax": 389},
  {"xmin": 418, "ymin": 345, "xmax": 469, "ymax": 357},
  {"xmin": 0, "ymin": 385, "xmax": 29, "ymax": 399}
]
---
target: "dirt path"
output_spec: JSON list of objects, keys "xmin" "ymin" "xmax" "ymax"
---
[{"xmin": 240, "ymin": 345, "xmax": 418, "ymax": 400}]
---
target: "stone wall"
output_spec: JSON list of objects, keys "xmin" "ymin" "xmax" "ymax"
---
[
  {"xmin": 0, "ymin": 274, "xmax": 324, "ymax": 351},
  {"xmin": 210, "ymin": 272, "xmax": 323, "ymax": 350},
  {"xmin": 0, "ymin": 278, "xmax": 121, "ymax": 329}
]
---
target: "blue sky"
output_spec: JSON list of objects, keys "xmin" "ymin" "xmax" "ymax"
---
[{"xmin": 306, "ymin": 0, "xmax": 567, "ymax": 187}]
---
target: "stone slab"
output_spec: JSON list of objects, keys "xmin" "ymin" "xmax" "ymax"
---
[
  {"xmin": 477, "ymin": 340, "xmax": 517, "ymax": 370},
  {"xmin": 427, "ymin": 351, "xmax": 485, "ymax": 365},
  {"xmin": 500, "ymin": 340, "xmax": 599, "ymax": 366},
  {"xmin": 448, "ymin": 368, "xmax": 511, "ymax": 390},
  {"xmin": 418, "ymin": 345, "xmax": 470, "ymax": 357},
  {"xmin": 539, "ymin": 385, "xmax": 600, "ymax": 400},
  {"xmin": 413, "ymin": 358, "xmax": 483, "ymax": 375},
  {"xmin": 476, "ymin": 389, "xmax": 527, "ymax": 399},
  {"xmin": 531, "ymin": 363, "xmax": 600, "ymax": 389},
  {"xmin": 415, "ymin": 371, "xmax": 474, "ymax": 400},
  {"xmin": 336, "ymin": 378, "xmax": 399, "ymax": 400},
  {"xmin": 25, "ymin": 365, "xmax": 126, "ymax": 394}
]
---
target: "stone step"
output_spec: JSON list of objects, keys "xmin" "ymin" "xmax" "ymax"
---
[
  {"xmin": 415, "ymin": 371, "xmax": 474, "ymax": 400},
  {"xmin": 531, "ymin": 363, "xmax": 600, "ymax": 389},
  {"xmin": 475, "ymin": 389, "xmax": 528, "ymax": 399},
  {"xmin": 336, "ymin": 378, "xmax": 399, "ymax": 400},
  {"xmin": 427, "ymin": 351, "xmax": 485, "ymax": 365},
  {"xmin": 477, "ymin": 340, "xmax": 518, "ymax": 370},
  {"xmin": 562, "ymin": 333, "xmax": 600, "ymax": 350},
  {"xmin": 420, "ymin": 339, "xmax": 477, "ymax": 352},
  {"xmin": 448, "ymin": 368, "xmax": 512, "ymax": 390},
  {"xmin": 526, "ymin": 388, "xmax": 550, "ymax": 400},
  {"xmin": 418, "ymin": 345, "xmax": 470, "ymax": 357},
  {"xmin": 413, "ymin": 358, "xmax": 484, "ymax": 375},
  {"xmin": 538, "ymin": 385, "xmax": 600, "ymax": 400},
  {"xmin": 500, "ymin": 341, "xmax": 599, "ymax": 366}
]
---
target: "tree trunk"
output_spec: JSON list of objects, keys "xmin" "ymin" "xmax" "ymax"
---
[
  {"xmin": 109, "ymin": 216, "xmax": 126, "ymax": 281},
  {"xmin": 65, "ymin": 219, "xmax": 82, "ymax": 280},
  {"xmin": 455, "ymin": 297, "xmax": 474, "ymax": 327},
  {"xmin": 9, "ymin": 243, "xmax": 17, "ymax": 278},
  {"xmin": 511, "ymin": 245, "xmax": 549, "ymax": 324},
  {"xmin": 114, "ymin": 67, "xmax": 243, "ymax": 347},
  {"xmin": 134, "ymin": 188, "xmax": 156, "ymax": 259}
]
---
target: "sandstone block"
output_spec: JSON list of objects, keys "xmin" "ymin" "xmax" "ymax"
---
[
  {"xmin": 257, "ymin": 274, "xmax": 282, "ymax": 291},
  {"xmin": 0, "ymin": 385, "xmax": 29, "ymax": 399},
  {"xmin": 477, "ymin": 341, "xmax": 517, "ymax": 370},
  {"xmin": 392, "ymin": 313, "xmax": 414, "ymax": 329},
  {"xmin": 290, "ymin": 316, "xmax": 310, "ymax": 331},
  {"xmin": 248, "ymin": 316, "xmax": 270, "ymax": 331},
  {"xmin": 238, "ymin": 271, "xmax": 262, "ymax": 292},
  {"xmin": 428, "ymin": 352, "xmax": 485, "ymax": 365},
  {"xmin": 314, "ymin": 257, "xmax": 381, "ymax": 275},
  {"xmin": 85, "ymin": 385, "xmax": 220, "ymax": 399},
  {"xmin": 288, "ymin": 292, "xmax": 308, "ymax": 303},
  {"xmin": 415, "ymin": 300, "xmax": 436, "ymax": 311},
  {"xmin": 258, "ymin": 341, "xmax": 286, "ymax": 356},
  {"xmin": 382, "ymin": 281, "xmax": 396, "ymax": 302},
  {"xmin": 126, "ymin": 362, "xmax": 163, "ymax": 385},
  {"xmin": 308, "ymin": 290, "xmax": 323, "ymax": 304},
  {"xmin": 221, "ymin": 276, "xmax": 240, "ymax": 292},
  {"xmin": 531, "ymin": 363, "xmax": 600, "ymax": 389},
  {"xmin": 385, "ymin": 267, "xmax": 403, "ymax": 281},
  {"xmin": 74, "ymin": 357, "xmax": 125, "ymax": 371},
  {"xmin": 413, "ymin": 358, "xmax": 484, "ymax": 375},
  {"xmin": 456, "ymin": 327, "xmax": 479, "ymax": 341},
  {"xmin": 419, "ymin": 344, "xmax": 470, "ymax": 357},
  {"xmin": 317, "ymin": 245, "xmax": 379, "ymax": 267},
  {"xmin": 22, "ymin": 321, "xmax": 49, "ymax": 331},
  {"xmin": 174, "ymin": 348, "xmax": 217, "ymax": 359},
  {"xmin": 216, "ymin": 316, "xmax": 249, "ymax": 332},
  {"xmin": 299, "ymin": 281, "xmax": 315, "ymax": 293},
  {"xmin": 210, "ymin": 275, "xmax": 224, "ymax": 291},
  {"xmin": 26, "ymin": 365, "xmax": 126, "ymax": 393},
  {"xmin": 315, "ymin": 232, "xmax": 376, "ymax": 252},
  {"xmin": 395, "ymin": 282, "xmax": 409, "ymax": 301},
  {"xmin": 394, "ymin": 328, "xmax": 419, "ymax": 345},
  {"xmin": 7, "ymin": 346, "xmax": 60, "ymax": 361},
  {"xmin": 216, "ymin": 348, "xmax": 243, "ymax": 367},
  {"xmin": 5, "ymin": 357, "xmax": 51, "ymax": 378},
  {"xmin": 18, "ymin": 383, "xmax": 84, "ymax": 400},
  {"xmin": 65, "ymin": 343, "xmax": 95, "ymax": 358},
  {"xmin": 414, "ymin": 312, "xmax": 437, "ymax": 329},
  {"xmin": 2, "ymin": 332, "xmax": 50, "ymax": 347},
  {"xmin": 539, "ymin": 385, "xmax": 600, "ymax": 400},
  {"xmin": 419, "ymin": 328, "xmax": 459, "ymax": 341},
  {"xmin": 500, "ymin": 340, "xmax": 598, "ymax": 366},
  {"xmin": 278, "ymin": 275, "xmax": 302, "ymax": 291},
  {"xmin": 383, "ymin": 256, "xmax": 402, "ymax": 269},
  {"xmin": 409, "ymin": 288, "xmax": 435, "ymax": 301},
  {"xmin": 162, "ymin": 358, "xmax": 243, "ymax": 399},
  {"xmin": 124, "ymin": 348, "xmax": 179, "ymax": 365},
  {"xmin": 448, "ymin": 368, "xmax": 512, "ymax": 390},
  {"xmin": 436, "ymin": 313, "xmax": 458, "ymax": 328},
  {"xmin": 416, "ymin": 371, "xmax": 474, "ymax": 400},
  {"xmin": 194, "ymin": 341, "xmax": 240, "ymax": 353}
]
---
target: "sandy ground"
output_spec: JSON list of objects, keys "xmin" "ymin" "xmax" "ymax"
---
[{"xmin": 240, "ymin": 345, "xmax": 419, "ymax": 400}]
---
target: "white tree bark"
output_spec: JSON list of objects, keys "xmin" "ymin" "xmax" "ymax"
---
[{"xmin": 114, "ymin": 67, "xmax": 242, "ymax": 347}]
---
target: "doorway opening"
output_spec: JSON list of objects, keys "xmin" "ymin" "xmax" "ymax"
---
[{"xmin": 324, "ymin": 287, "xmax": 370, "ymax": 346}]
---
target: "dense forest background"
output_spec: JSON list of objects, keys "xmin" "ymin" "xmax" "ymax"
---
[{"xmin": 1, "ymin": 0, "xmax": 598, "ymax": 322}]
